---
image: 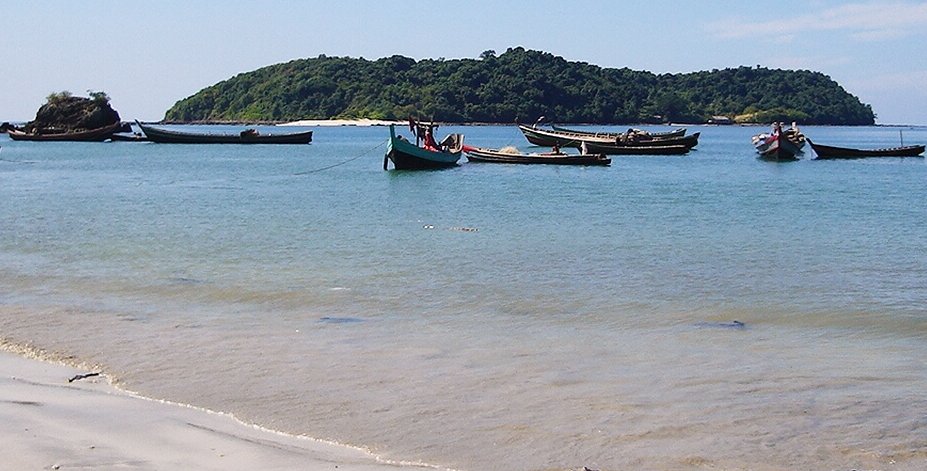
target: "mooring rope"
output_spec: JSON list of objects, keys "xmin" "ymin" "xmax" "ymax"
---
[{"xmin": 294, "ymin": 139, "xmax": 387, "ymax": 175}]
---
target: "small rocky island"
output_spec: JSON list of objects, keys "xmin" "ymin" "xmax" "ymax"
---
[{"xmin": 21, "ymin": 91, "xmax": 122, "ymax": 134}]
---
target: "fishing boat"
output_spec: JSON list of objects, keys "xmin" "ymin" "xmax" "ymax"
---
[
  {"xmin": 808, "ymin": 140, "xmax": 925, "ymax": 159},
  {"xmin": 551, "ymin": 124, "xmax": 687, "ymax": 140},
  {"xmin": 517, "ymin": 123, "xmax": 614, "ymax": 147},
  {"xmin": 7, "ymin": 121, "xmax": 122, "ymax": 142},
  {"xmin": 753, "ymin": 122, "xmax": 805, "ymax": 150},
  {"xmin": 518, "ymin": 123, "xmax": 699, "ymax": 149},
  {"xmin": 463, "ymin": 145, "xmax": 611, "ymax": 166},
  {"xmin": 752, "ymin": 122, "xmax": 803, "ymax": 161},
  {"xmin": 580, "ymin": 141, "xmax": 692, "ymax": 155},
  {"xmin": 617, "ymin": 131, "xmax": 699, "ymax": 148},
  {"xmin": 384, "ymin": 121, "xmax": 464, "ymax": 170},
  {"xmin": 136, "ymin": 121, "xmax": 313, "ymax": 144}
]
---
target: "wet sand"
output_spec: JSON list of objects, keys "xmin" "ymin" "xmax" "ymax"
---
[{"xmin": 0, "ymin": 349, "xmax": 430, "ymax": 471}]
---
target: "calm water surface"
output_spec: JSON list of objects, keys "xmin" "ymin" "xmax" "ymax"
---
[{"xmin": 1, "ymin": 124, "xmax": 926, "ymax": 470}]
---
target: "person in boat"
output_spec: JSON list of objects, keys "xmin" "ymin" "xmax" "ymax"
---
[
  {"xmin": 240, "ymin": 128, "xmax": 259, "ymax": 137},
  {"xmin": 551, "ymin": 143, "xmax": 561, "ymax": 154},
  {"xmin": 423, "ymin": 127, "xmax": 440, "ymax": 151},
  {"xmin": 580, "ymin": 141, "xmax": 588, "ymax": 155}
]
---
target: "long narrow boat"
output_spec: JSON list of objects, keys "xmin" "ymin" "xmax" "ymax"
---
[
  {"xmin": 136, "ymin": 121, "xmax": 313, "ymax": 144},
  {"xmin": 808, "ymin": 139, "xmax": 925, "ymax": 159},
  {"xmin": 463, "ymin": 145, "xmax": 611, "ymax": 165},
  {"xmin": 580, "ymin": 141, "xmax": 692, "ymax": 155},
  {"xmin": 518, "ymin": 123, "xmax": 614, "ymax": 147},
  {"xmin": 551, "ymin": 124, "xmax": 686, "ymax": 140},
  {"xmin": 384, "ymin": 122, "xmax": 464, "ymax": 170},
  {"xmin": 518, "ymin": 124, "xmax": 699, "ymax": 149},
  {"xmin": 7, "ymin": 122, "xmax": 122, "ymax": 142}
]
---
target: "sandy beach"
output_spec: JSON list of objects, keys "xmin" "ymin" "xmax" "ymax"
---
[
  {"xmin": 0, "ymin": 347, "xmax": 431, "ymax": 471},
  {"xmin": 278, "ymin": 119, "xmax": 404, "ymax": 127}
]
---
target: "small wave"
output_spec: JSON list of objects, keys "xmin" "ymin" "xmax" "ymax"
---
[
  {"xmin": 694, "ymin": 320, "xmax": 746, "ymax": 329},
  {"xmin": 0, "ymin": 339, "xmax": 458, "ymax": 471},
  {"xmin": 319, "ymin": 316, "xmax": 364, "ymax": 324}
]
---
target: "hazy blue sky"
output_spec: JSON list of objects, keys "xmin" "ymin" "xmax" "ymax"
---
[{"xmin": 2, "ymin": 0, "xmax": 926, "ymax": 124}]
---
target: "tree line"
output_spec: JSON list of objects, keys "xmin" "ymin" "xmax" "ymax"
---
[{"xmin": 164, "ymin": 47, "xmax": 875, "ymax": 125}]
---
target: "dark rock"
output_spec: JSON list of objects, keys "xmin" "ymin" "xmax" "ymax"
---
[{"xmin": 24, "ymin": 92, "xmax": 121, "ymax": 134}]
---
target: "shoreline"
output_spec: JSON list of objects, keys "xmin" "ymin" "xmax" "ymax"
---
[
  {"xmin": 140, "ymin": 119, "xmax": 927, "ymax": 128},
  {"xmin": 0, "ymin": 344, "xmax": 444, "ymax": 471}
]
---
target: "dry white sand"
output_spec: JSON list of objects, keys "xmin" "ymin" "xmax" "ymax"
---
[{"xmin": 0, "ymin": 350, "xmax": 434, "ymax": 471}]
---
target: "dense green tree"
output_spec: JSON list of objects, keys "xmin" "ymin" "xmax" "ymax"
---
[{"xmin": 164, "ymin": 48, "xmax": 875, "ymax": 125}]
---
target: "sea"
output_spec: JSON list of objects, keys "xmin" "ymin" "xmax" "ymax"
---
[{"xmin": 1, "ymin": 124, "xmax": 926, "ymax": 471}]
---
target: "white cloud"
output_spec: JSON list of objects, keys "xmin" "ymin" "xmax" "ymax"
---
[{"xmin": 708, "ymin": 1, "xmax": 927, "ymax": 41}]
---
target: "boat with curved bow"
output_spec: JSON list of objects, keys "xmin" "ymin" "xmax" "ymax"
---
[
  {"xmin": 7, "ymin": 122, "xmax": 123, "ymax": 142},
  {"xmin": 136, "ymin": 121, "xmax": 313, "ymax": 144},
  {"xmin": 808, "ymin": 139, "xmax": 924, "ymax": 159},
  {"xmin": 463, "ymin": 145, "xmax": 611, "ymax": 165}
]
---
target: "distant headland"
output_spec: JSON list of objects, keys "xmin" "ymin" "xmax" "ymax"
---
[{"xmin": 164, "ymin": 47, "xmax": 875, "ymax": 126}]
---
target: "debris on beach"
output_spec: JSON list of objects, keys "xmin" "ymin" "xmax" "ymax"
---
[
  {"xmin": 67, "ymin": 372, "xmax": 102, "ymax": 383},
  {"xmin": 694, "ymin": 320, "xmax": 746, "ymax": 329}
]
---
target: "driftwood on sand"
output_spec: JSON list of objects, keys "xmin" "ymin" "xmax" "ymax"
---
[{"xmin": 68, "ymin": 372, "xmax": 101, "ymax": 383}]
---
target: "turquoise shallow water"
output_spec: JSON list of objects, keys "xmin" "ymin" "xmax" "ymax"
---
[{"xmin": 1, "ymin": 124, "xmax": 926, "ymax": 470}]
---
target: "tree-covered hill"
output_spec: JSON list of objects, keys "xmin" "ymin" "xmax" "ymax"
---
[{"xmin": 164, "ymin": 47, "xmax": 875, "ymax": 125}]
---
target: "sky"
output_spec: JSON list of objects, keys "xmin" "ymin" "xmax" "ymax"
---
[{"xmin": 2, "ymin": 0, "xmax": 926, "ymax": 124}]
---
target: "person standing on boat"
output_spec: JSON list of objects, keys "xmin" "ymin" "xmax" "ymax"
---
[{"xmin": 423, "ymin": 127, "xmax": 440, "ymax": 151}]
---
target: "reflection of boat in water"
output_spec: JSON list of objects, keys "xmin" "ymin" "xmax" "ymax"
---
[
  {"xmin": 7, "ymin": 122, "xmax": 122, "ymax": 142},
  {"xmin": 752, "ymin": 122, "xmax": 804, "ymax": 161},
  {"xmin": 384, "ymin": 121, "xmax": 464, "ymax": 170},
  {"xmin": 136, "ymin": 121, "xmax": 313, "ymax": 144},
  {"xmin": 463, "ymin": 145, "xmax": 611, "ymax": 166},
  {"xmin": 808, "ymin": 140, "xmax": 925, "ymax": 159}
]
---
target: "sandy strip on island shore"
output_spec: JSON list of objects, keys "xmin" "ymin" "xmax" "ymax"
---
[
  {"xmin": 278, "ymin": 119, "xmax": 405, "ymax": 127},
  {"xmin": 0, "ymin": 349, "xmax": 437, "ymax": 471}
]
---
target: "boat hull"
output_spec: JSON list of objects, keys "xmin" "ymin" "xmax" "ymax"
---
[
  {"xmin": 755, "ymin": 134, "xmax": 802, "ymax": 161},
  {"xmin": 464, "ymin": 146, "xmax": 610, "ymax": 165},
  {"xmin": 809, "ymin": 140, "xmax": 925, "ymax": 159},
  {"xmin": 385, "ymin": 125, "xmax": 462, "ymax": 170},
  {"xmin": 7, "ymin": 122, "xmax": 122, "ymax": 142},
  {"xmin": 518, "ymin": 124, "xmax": 699, "ymax": 149},
  {"xmin": 581, "ymin": 141, "xmax": 691, "ymax": 155},
  {"xmin": 551, "ymin": 124, "xmax": 687, "ymax": 139},
  {"xmin": 137, "ymin": 122, "xmax": 313, "ymax": 144}
]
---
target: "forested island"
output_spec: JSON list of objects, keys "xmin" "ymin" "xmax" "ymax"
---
[{"xmin": 165, "ymin": 47, "xmax": 875, "ymax": 125}]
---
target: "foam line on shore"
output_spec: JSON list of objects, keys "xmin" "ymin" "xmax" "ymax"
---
[{"xmin": 0, "ymin": 339, "xmax": 455, "ymax": 471}]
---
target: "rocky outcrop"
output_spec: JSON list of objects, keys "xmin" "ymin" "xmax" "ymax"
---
[{"xmin": 24, "ymin": 92, "xmax": 121, "ymax": 134}]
